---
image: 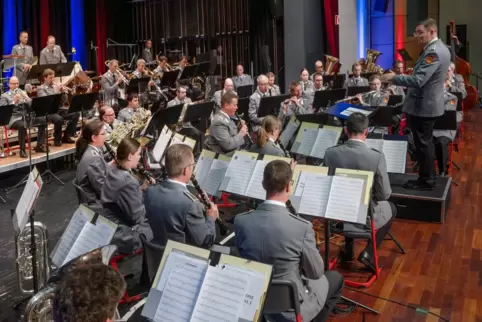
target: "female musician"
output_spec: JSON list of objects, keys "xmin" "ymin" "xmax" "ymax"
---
[
  {"xmin": 249, "ymin": 116, "xmax": 286, "ymax": 157},
  {"xmin": 299, "ymin": 68, "xmax": 314, "ymax": 97},
  {"xmin": 75, "ymin": 119, "xmax": 109, "ymax": 206},
  {"xmin": 101, "ymin": 138, "xmax": 153, "ymax": 252},
  {"xmin": 279, "ymin": 81, "xmax": 312, "ymax": 126}
]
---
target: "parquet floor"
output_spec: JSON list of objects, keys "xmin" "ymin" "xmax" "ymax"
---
[{"xmin": 328, "ymin": 109, "xmax": 482, "ymax": 322}]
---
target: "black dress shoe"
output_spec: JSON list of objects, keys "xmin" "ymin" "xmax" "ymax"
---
[
  {"xmin": 35, "ymin": 145, "xmax": 49, "ymax": 153},
  {"xmin": 358, "ymin": 250, "xmax": 377, "ymax": 272},
  {"xmin": 54, "ymin": 140, "xmax": 62, "ymax": 147},
  {"xmin": 62, "ymin": 136, "xmax": 75, "ymax": 144},
  {"xmin": 403, "ymin": 179, "xmax": 435, "ymax": 191},
  {"xmin": 19, "ymin": 150, "xmax": 28, "ymax": 158}
]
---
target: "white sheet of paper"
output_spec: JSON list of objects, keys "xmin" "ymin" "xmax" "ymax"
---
[
  {"xmin": 152, "ymin": 128, "xmax": 172, "ymax": 162},
  {"xmin": 310, "ymin": 128, "xmax": 339, "ymax": 159},
  {"xmin": 154, "ymin": 257, "xmax": 207, "ymax": 322},
  {"xmin": 279, "ymin": 118, "xmax": 299, "ymax": 147},
  {"xmin": 298, "ymin": 174, "xmax": 332, "ymax": 217},
  {"xmin": 225, "ymin": 155, "xmax": 257, "ymax": 196},
  {"xmin": 340, "ymin": 107, "xmax": 373, "ymax": 117},
  {"xmin": 325, "ymin": 176, "xmax": 364, "ymax": 223},
  {"xmin": 382, "ymin": 140, "xmax": 407, "ymax": 174},
  {"xmin": 297, "ymin": 128, "xmax": 318, "ymax": 156},
  {"xmin": 14, "ymin": 169, "xmax": 42, "ymax": 233},
  {"xmin": 194, "ymin": 156, "xmax": 214, "ymax": 188},
  {"xmin": 293, "ymin": 171, "xmax": 307, "ymax": 197},
  {"xmin": 365, "ymin": 138, "xmax": 384, "ymax": 152},
  {"xmin": 190, "ymin": 265, "xmax": 248, "ymax": 322},
  {"xmin": 203, "ymin": 159, "xmax": 230, "ymax": 196},
  {"xmin": 245, "ymin": 160, "xmax": 269, "ymax": 200}
]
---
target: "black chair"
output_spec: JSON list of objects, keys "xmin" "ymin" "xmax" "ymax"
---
[
  {"xmin": 263, "ymin": 280, "xmax": 302, "ymax": 322},
  {"xmin": 72, "ymin": 178, "xmax": 88, "ymax": 204},
  {"xmin": 140, "ymin": 234, "xmax": 165, "ymax": 285}
]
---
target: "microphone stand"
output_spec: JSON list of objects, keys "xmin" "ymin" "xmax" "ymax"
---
[{"xmin": 90, "ymin": 41, "xmax": 99, "ymax": 75}]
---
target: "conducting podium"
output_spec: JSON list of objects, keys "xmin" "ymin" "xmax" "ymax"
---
[
  {"xmin": 290, "ymin": 122, "xmax": 342, "ymax": 159},
  {"xmin": 141, "ymin": 240, "xmax": 273, "ymax": 322}
]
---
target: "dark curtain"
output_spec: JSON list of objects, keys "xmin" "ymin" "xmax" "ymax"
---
[{"xmin": 323, "ymin": 0, "xmax": 339, "ymax": 57}]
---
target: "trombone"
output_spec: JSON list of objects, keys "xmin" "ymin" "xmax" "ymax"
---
[{"xmin": 104, "ymin": 60, "xmax": 130, "ymax": 85}]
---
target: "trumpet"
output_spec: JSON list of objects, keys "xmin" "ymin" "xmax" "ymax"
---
[
  {"xmin": 13, "ymin": 88, "xmax": 30, "ymax": 103},
  {"xmin": 335, "ymin": 90, "xmax": 377, "ymax": 103}
]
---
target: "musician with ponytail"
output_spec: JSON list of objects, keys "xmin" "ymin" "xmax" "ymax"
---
[
  {"xmin": 249, "ymin": 116, "xmax": 285, "ymax": 157},
  {"xmin": 75, "ymin": 119, "xmax": 109, "ymax": 206}
]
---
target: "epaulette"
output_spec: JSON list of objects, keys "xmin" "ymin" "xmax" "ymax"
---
[
  {"xmin": 91, "ymin": 149, "xmax": 100, "ymax": 157},
  {"xmin": 427, "ymin": 43, "xmax": 437, "ymax": 52},
  {"xmin": 236, "ymin": 210, "xmax": 255, "ymax": 217},
  {"xmin": 183, "ymin": 190, "xmax": 197, "ymax": 202}
]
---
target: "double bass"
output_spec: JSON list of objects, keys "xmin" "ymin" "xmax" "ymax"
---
[{"xmin": 449, "ymin": 20, "xmax": 479, "ymax": 110}]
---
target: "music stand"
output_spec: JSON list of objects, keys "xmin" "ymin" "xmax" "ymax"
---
[
  {"xmin": 237, "ymin": 84, "xmax": 254, "ymax": 98},
  {"xmin": 160, "ymin": 70, "xmax": 180, "ymax": 89},
  {"xmin": 313, "ymin": 89, "xmax": 347, "ymax": 111},
  {"xmin": 183, "ymin": 101, "xmax": 214, "ymax": 125},
  {"xmin": 434, "ymin": 110, "xmax": 458, "ymax": 185},
  {"xmin": 347, "ymin": 86, "xmax": 371, "ymax": 97},
  {"xmin": 387, "ymin": 95, "xmax": 403, "ymax": 106},
  {"xmin": 237, "ymin": 97, "xmax": 250, "ymax": 123},
  {"xmin": 258, "ymin": 94, "xmax": 290, "ymax": 118},
  {"xmin": 127, "ymin": 77, "xmax": 150, "ymax": 95},
  {"xmin": 323, "ymin": 74, "xmax": 346, "ymax": 89},
  {"xmin": 149, "ymin": 103, "xmax": 184, "ymax": 133},
  {"xmin": 69, "ymin": 92, "xmax": 99, "ymax": 130},
  {"xmin": 196, "ymin": 61, "xmax": 211, "ymax": 76},
  {"xmin": 179, "ymin": 64, "xmax": 199, "ymax": 80},
  {"xmin": 296, "ymin": 113, "xmax": 329, "ymax": 125}
]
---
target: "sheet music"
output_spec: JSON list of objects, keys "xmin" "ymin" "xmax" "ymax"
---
[
  {"xmin": 225, "ymin": 155, "xmax": 257, "ymax": 196},
  {"xmin": 297, "ymin": 128, "xmax": 318, "ymax": 156},
  {"xmin": 293, "ymin": 171, "xmax": 307, "ymax": 197},
  {"xmin": 340, "ymin": 107, "xmax": 373, "ymax": 117},
  {"xmin": 365, "ymin": 138, "xmax": 384, "ymax": 152},
  {"xmin": 325, "ymin": 176, "xmax": 364, "ymax": 223},
  {"xmin": 245, "ymin": 160, "xmax": 269, "ymax": 200},
  {"xmin": 298, "ymin": 174, "xmax": 332, "ymax": 217},
  {"xmin": 153, "ymin": 127, "xmax": 172, "ymax": 162},
  {"xmin": 190, "ymin": 265, "xmax": 248, "ymax": 322},
  {"xmin": 382, "ymin": 140, "xmax": 407, "ymax": 174},
  {"xmin": 203, "ymin": 159, "xmax": 230, "ymax": 196},
  {"xmin": 14, "ymin": 168, "xmax": 42, "ymax": 233},
  {"xmin": 279, "ymin": 117, "xmax": 300, "ymax": 147},
  {"xmin": 51, "ymin": 206, "xmax": 92, "ymax": 267},
  {"xmin": 310, "ymin": 128, "xmax": 340, "ymax": 159},
  {"xmin": 194, "ymin": 156, "xmax": 214, "ymax": 188},
  {"xmin": 154, "ymin": 255, "xmax": 208, "ymax": 322}
]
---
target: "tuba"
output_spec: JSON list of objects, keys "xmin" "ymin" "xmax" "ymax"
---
[
  {"xmin": 15, "ymin": 221, "xmax": 50, "ymax": 295},
  {"xmin": 324, "ymin": 55, "xmax": 339, "ymax": 75},
  {"xmin": 365, "ymin": 49, "xmax": 383, "ymax": 74}
]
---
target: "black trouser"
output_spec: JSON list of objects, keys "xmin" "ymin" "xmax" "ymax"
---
[
  {"xmin": 10, "ymin": 119, "xmax": 46, "ymax": 151},
  {"xmin": 59, "ymin": 110, "xmax": 80, "ymax": 138},
  {"xmin": 407, "ymin": 114, "xmax": 436, "ymax": 183},
  {"xmin": 314, "ymin": 271, "xmax": 344, "ymax": 322},
  {"xmin": 434, "ymin": 136, "xmax": 451, "ymax": 174}
]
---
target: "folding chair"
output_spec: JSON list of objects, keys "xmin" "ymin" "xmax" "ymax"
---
[{"xmin": 263, "ymin": 280, "xmax": 302, "ymax": 322}]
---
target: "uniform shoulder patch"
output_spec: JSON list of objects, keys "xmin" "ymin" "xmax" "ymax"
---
[
  {"xmin": 183, "ymin": 190, "xmax": 197, "ymax": 202},
  {"xmin": 425, "ymin": 54, "xmax": 438, "ymax": 64},
  {"xmin": 383, "ymin": 96, "xmax": 389, "ymax": 103},
  {"xmin": 449, "ymin": 99, "xmax": 456, "ymax": 105}
]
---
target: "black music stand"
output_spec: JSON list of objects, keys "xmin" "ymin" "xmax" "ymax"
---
[
  {"xmin": 313, "ymin": 89, "xmax": 347, "ymax": 111},
  {"xmin": 296, "ymin": 113, "xmax": 329, "ymax": 125},
  {"xmin": 0, "ymin": 104, "xmax": 15, "ymax": 159},
  {"xmin": 179, "ymin": 64, "xmax": 199, "ymax": 81},
  {"xmin": 387, "ymin": 95, "xmax": 403, "ymax": 106},
  {"xmin": 160, "ymin": 70, "xmax": 180, "ymax": 89},
  {"xmin": 237, "ymin": 84, "xmax": 254, "ymax": 98},
  {"xmin": 183, "ymin": 101, "xmax": 214, "ymax": 124},
  {"xmin": 323, "ymin": 74, "xmax": 346, "ymax": 89},
  {"xmin": 127, "ymin": 77, "xmax": 150, "ymax": 95},
  {"xmin": 69, "ymin": 92, "xmax": 99, "ymax": 130},
  {"xmin": 149, "ymin": 103, "xmax": 184, "ymax": 135},
  {"xmin": 368, "ymin": 106, "xmax": 399, "ymax": 128},
  {"xmin": 347, "ymin": 86, "xmax": 371, "ymax": 97},
  {"xmin": 237, "ymin": 97, "xmax": 250, "ymax": 123},
  {"xmin": 196, "ymin": 61, "xmax": 211, "ymax": 76},
  {"xmin": 258, "ymin": 94, "xmax": 290, "ymax": 118},
  {"xmin": 434, "ymin": 110, "xmax": 459, "ymax": 184}
]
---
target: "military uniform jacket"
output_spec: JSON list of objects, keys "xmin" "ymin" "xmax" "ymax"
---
[
  {"xmin": 323, "ymin": 140, "xmax": 393, "ymax": 229},
  {"xmin": 248, "ymin": 88, "xmax": 269, "ymax": 132},
  {"xmin": 39, "ymin": 45, "xmax": 67, "ymax": 65},
  {"xmin": 204, "ymin": 111, "xmax": 244, "ymax": 155},
  {"xmin": 249, "ymin": 138, "xmax": 286, "ymax": 157},
  {"xmin": 144, "ymin": 180, "xmax": 216, "ymax": 248},
  {"xmin": 100, "ymin": 71, "xmax": 122, "ymax": 106},
  {"xmin": 232, "ymin": 74, "xmax": 253, "ymax": 89},
  {"xmin": 433, "ymin": 91, "xmax": 458, "ymax": 140},
  {"xmin": 234, "ymin": 203, "xmax": 329, "ymax": 322},
  {"xmin": 11, "ymin": 44, "xmax": 34, "ymax": 85},
  {"xmin": 213, "ymin": 89, "xmax": 237, "ymax": 110},
  {"xmin": 392, "ymin": 38, "xmax": 451, "ymax": 117},
  {"xmin": 344, "ymin": 76, "xmax": 369, "ymax": 88},
  {"xmin": 361, "ymin": 91, "xmax": 389, "ymax": 107},
  {"xmin": 76, "ymin": 145, "xmax": 108, "ymax": 205},
  {"xmin": 300, "ymin": 80, "xmax": 314, "ymax": 99},
  {"xmin": 167, "ymin": 97, "xmax": 193, "ymax": 128},
  {"xmin": 0, "ymin": 90, "xmax": 31, "ymax": 126},
  {"xmin": 269, "ymin": 84, "xmax": 281, "ymax": 96},
  {"xmin": 117, "ymin": 107, "xmax": 135, "ymax": 123},
  {"xmin": 37, "ymin": 83, "xmax": 58, "ymax": 97},
  {"xmin": 278, "ymin": 97, "xmax": 312, "ymax": 127},
  {"xmin": 142, "ymin": 48, "xmax": 153, "ymax": 63},
  {"xmin": 448, "ymin": 74, "xmax": 467, "ymax": 99}
]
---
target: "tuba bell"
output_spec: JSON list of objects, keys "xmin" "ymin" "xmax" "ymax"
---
[
  {"xmin": 365, "ymin": 49, "xmax": 383, "ymax": 73},
  {"xmin": 324, "ymin": 55, "xmax": 339, "ymax": 75}
]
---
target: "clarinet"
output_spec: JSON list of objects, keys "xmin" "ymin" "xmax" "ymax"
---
[
  {"xmin": 286, "ymin": 200, "xmax": 298, "ymax": 216},
  {"xmin": 190, "ymin": 174, "xmax": 229, "ymax": 235},
  {"xmin": 136, "ymin": 165, "xmax": 155, "ymax": 183},
  {"xmin": 104, "ymin": 143, "xmax": 116, "ymax": 161},
  {"xmin": 276, "ymin": 139, "xmax": 291, "ymax": 158},
  {"xmin": 235, "ymin": 112, "xmax": 254, "ymax": 145}
]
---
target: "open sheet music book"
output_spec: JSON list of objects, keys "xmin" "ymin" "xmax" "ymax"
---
[
  {"xmin": 289, "ymin": 165, "xmax": 373, "ymax": 224},
  {"xmin": 193, "ymin": 150, "xmax": 232, "ymax": 196},
  {"xmin": 340, "ymin": 107, "xmax": 373, "ymax": 117},
  {"xmin": 142, "ymin": 240, "xmax": 273, "ymax": 322},
  {"xmin": 151, "ymin": 125, "xmax": 197, "ymax": 166},
  {"xmin": 279, "ymin": 115, "xmax": 301, "ymax": 148},
  {"xmin": 13, "ymin": 167, "xmax": 43, "ymax": 233},
  {"xmin": 365, "ymin": 136, "xmax": 408, "ymax": 174},
  {"xmin": 219, "ymin": 151, "xmax": 291, "ymax": 200},
  {"xmin": 50, "ymin": 205, "xmax": 118, "ymax": 268},
  {"xmin": 290, "ymin": 123, "xmax": 342, "ymax": 159}
]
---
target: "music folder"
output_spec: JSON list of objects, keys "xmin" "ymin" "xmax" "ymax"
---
[
  {"xmin": 219, "ymin": 151, "xmax": 291, "ymax": 200},
  {"xmin": 258, "ymin": 94, "xmax": 290, "ymax": 118},
  {"xmin": 150, "ymin": 125, "xmax": 197, "ymax": 166},
  {"xmin": 290, "ymin": 165, "xmax": 373, "ymax": 224},
  {"xmin": 279, "ymin": 115, "xmax": 301, "ymax": 148},
  {"xmin": 290, "ymin": 122, "xmax": 342, "ymax": 159},
  {"xmin": 194, "ymin": 149, "xmax": 232, "ymax": 196},
  {"xmin": 13, "ymin": 167, "xmax": 43, "ymax": 233},
  {"xmin": 141, "ymin": 240, "xmax": 273, "ymax": 322},
  {"xmin": 49, "ymin": 204, "xmax": 117, "ymax": 268},
  {"xmin": 312, "ymin": 88, "xmax": 347, "ymax": 110},
  {"xmin": 366, "ymin": 134, "xmax": 408, "ymax": 174}
]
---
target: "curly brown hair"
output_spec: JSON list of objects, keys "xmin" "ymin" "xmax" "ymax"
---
[{"xmin": 55, "ymin": 264, "xmax": 126, "ymax": 322}]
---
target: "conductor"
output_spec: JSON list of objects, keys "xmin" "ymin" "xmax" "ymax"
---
[{"xmin": 381, "ymin": 18, "xmax": 450, "ymax": 190}]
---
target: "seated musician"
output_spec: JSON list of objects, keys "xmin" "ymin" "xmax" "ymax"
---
[
  {"xmin": 299, "ymin": 68, "xmax": 314, "ymax": 98},
  {"xmin": 266, "ymin": 72, "xmax": 281, "ymax": 96},
  {"xmin": 213, "ymin": 78, "xmax": 237, "ymax": 112},
  {"xmin": 390, "ymin": 60, "xmax": 407, "ymax": 101},
  {"xmin": 356, "ymin": 75, "xmax": 388, "ymax": 107},
  {"xmin": 54, "ymin": 264, "xmax": 125, "ymax": 322},
  {"xmin": 175, "ymin": 55, "xmax": 189, "ymax": 81},
  {"xmin": 344, "ymin": 62, "xmax": 369, "ymax": 88},
  {"xmin": 153, "ymin": 55, "xmax": 170, "ymax": 76},
  {"xmin": 234, "ymin": 160, "xmax": 344, "ymax": 322},
  {"xmin": 101, "ymin": 138, "xmax": 153, "ymax": 252},
  {"xmin": 144, "ymin": 144, "xmax": 219, "ymax": 248},
  {"xmin": 310, "ymin": 60, "xmax": 325, "ymax": 80},
  {"xmin": 249, "ymin": 116, "xmax": 286, "ymax": 157},
  {"xmin": 0, "ymin": 76, "xmax": 39, "ymax": 157},
  {"xmin": 75, "ymin": 119, "xmax": 109, "ymax": 206},
  {"xmin": 37, "ymin": 68, "xmax": 80, "ymax": 146},
  {"xmin": 100, "ymin": 59, "xmax": 125, "ymax": 110},
  {"xmin": 204, "ymin": 91, "xmax": 248, "ymax": 155},
  {"xmin": 99, "ymin": 106, "xmax": 118, "ymax": 135},
  {"xmin": 313, "ymin": 72, "xmax": 326, "ymax": 92},
  {"xmin": 39, "ymin": 35, "xmax": 67, "ymax": 65},
  {"xmin": 279, "ymin": 81, "xmax": 312, "ymax": 127},
  {"xmin": 248, "ymin": 75, "xmax": 270, "ymax": 134},
  {"xmin": 323, "ymin": 113, "xmax": 396, "ymax": 272},
  {"xmin": 446, "ymin": 62, "xmax": 467, "ymax": 99},
  {"xmin": 233, "ymin": 64, "xmax": 254, "ymax": 89},
  {"xmin": 117, "ymin": 93, "xmax": 149, "ymax": 123}
]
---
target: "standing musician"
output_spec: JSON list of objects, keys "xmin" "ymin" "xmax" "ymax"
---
[
  {"xmin": 232, "ymin": 64, "xmax": 254, "ymax": 89},
  {"xmin": 381, "ymin": 18, "xmax": 450, "ymax": 190},
  {"xmin": 144, "ymin": 144, "xmax": 219, "ymax": 248},
  {"xmin": 75, "ymin": 119, "xmax": 109, "ymax": 206},
  {"xmin": 356, "ymin": 75, "xmax": 388, "ymax": 106},
  {"xmin": 213, "ymin": 78, "xmax": 237, "ymax": 111},
  {"xmin": 204, "ymin": 91, "xmax": 248, "ymax": 155},
  {"xmin": 37, "ymin": 68, "xmax": 80, "ymax": 145},
  {"xmin": 39, "ymin": 35, "xmax": 67, "ymax": 65},
  {"xmin": 266, "ymin": 72, "xmax": 281, "ymax": 96},
  {"xmin": 101, "ymin": 138, "xmax": 153, "ymax": 253},
  {"xmin": 142, "ymin": 39, "xmax": 154, "ymax": 65},
  {"xmin": 100, "ymin": 59, "xmax": 125, "ymax": 110},
  {"xmin": 248, "ymin": 74, "xmax": 270, "ymax": 133},
  {"xmin": 310, "ymin": 60, "xmax": 325, "ymax": 80},
  {"xmin": 11, "ymin": 31, "xmax": 35, "ymax": 86},
  {"xmin": 249, "ymin": 116, "xmax": 285, "ymax": 157},
  {"xmin": 446, "ymin": 62, "xmax": 467, "ymax": 99},
  {"xmin": 344, "ymin": 62, "xmax": 369, "ymax": 88},
  {"xmin": 299, "ymin": 68, "xmax": 314, "ymax": 98},
  {"xmin": 234, "ymin": 160, "xmax": 344, "ymax": 322},
  {"xmin": 279, "ymin": 81, "xmax": 311, "ymax": 127}
]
